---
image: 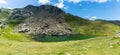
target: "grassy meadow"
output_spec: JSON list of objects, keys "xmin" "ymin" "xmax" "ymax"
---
[
  {"xmin": 0, "ymin": 35, "xmax": 120, "ymax": 55},
  {"xmin": 0, "ymin": 24, "xmax": 120, "ymax": 55},
  {"xmin": 0, "ymin": 9, "xmax": 120, "ymax": 55}
]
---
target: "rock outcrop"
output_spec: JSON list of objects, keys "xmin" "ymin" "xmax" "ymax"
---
[
  {"xmin": 10, "ymin": 5, "xmax": 72, "ymax": 36},
  {"xmin": 0, "ymin": 20, "xmax": 7, "ymax": 28}
]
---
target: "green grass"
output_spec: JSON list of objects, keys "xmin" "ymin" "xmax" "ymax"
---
[
  {"xmin": 0, "ymin": 25, "xmax": 30, "ymax": 41},
  {"xmin": 0, "ymin": 36, "xmax": 120, "ymax": 55},
  {"xmin": 1, "ymin": 25, "xmax": 119, "ymax": 55},
  {"xmin": 64, "ymin": 14, "xmax": 120, "ymax": 36},
  {"xmin": 0, "ymin": 11, "xmax": 29, "ymax": 41},
  {"xmin": 0, "ymin": 8, "xmax": 10, "ymax": 20}
]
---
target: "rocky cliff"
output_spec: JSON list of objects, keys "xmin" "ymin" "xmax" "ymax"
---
[{"xmin": 9, "ymin": 5, "xmax": 72, "ymax": 36}]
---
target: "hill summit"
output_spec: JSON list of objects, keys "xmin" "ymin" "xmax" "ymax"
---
[{"xmin": 9, "ymin": 5, "xmax": 72, "ymax": 36}]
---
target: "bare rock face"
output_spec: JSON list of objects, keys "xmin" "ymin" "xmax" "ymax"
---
[
  {"xmin": 0, "ymin": 20, "xmax": 7, "ymax": 28},
  {"xmin": 10, "ymin": 5, "xmax": 72, "ymax": 36}
]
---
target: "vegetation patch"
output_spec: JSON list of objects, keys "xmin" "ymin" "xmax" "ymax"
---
[{"xmin": 64, "ymin": 14, "xmax": 120, "ymax": 36}]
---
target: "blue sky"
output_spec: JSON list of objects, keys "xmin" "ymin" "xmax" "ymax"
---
[{"xmin": 0, "ymin": 0, "xmax": 120, "ymax": 20}]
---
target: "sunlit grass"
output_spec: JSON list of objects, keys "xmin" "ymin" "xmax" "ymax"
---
[
  {"xmin": 0, "ymin": 26, "xmax": 29, "ymax": 41},
  {"xmin": 0, "ymin": 36, "xmax": 120, "ymax": 55}
]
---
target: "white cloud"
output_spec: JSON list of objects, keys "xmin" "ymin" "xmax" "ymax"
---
[
  {"xmin": 89, "ymin": 0, "xmax": 108, "ymax": 3},
  {"xmin": 67, "ymin": 0, "xmax": 109, "ymax": 3},
  {"xmin": 68, "ymin": 0, "xmax": 81, "ymax": 3},
  {"xmin": 0, "ymin": 0, "xmax": 7, "ymax": 4},
  {"xmin": 7, "ymin": 7, "xmax": 14, "ymax": 9},
  {"xmin": 38, "ymin": 0, "xmax": 66, "ymax": 9},
  {"xmin": 38, "ymin": 0, "xmax": 50, "ymax": 4},
  {"xmin": 55, "ymin": 0, "xmax": 64, "ymax": 8},
  {"xmin": 37, "ymin": 0, "xmax": 119, "ymax": 9},
  {"xmin": 91, "ymin": 16, "xmax": 97, "ymax": 19}
]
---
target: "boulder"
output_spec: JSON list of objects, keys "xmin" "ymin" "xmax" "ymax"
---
[{"xmin": 18, "ymin": 28, "xmax": 30, "ymax": 33}]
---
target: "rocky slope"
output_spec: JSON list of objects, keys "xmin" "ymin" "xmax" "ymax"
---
[
  {"xmin": 9, "ymin": 5, "xmax": 72, "ymax": 36},
  {"xmin": 108, "ymin": 21, "xmax": 120, "ymax": 26}
]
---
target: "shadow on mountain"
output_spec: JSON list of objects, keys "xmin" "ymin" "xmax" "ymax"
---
[{"xmin": 32, "ymin": 34, "xmax": 97, "ymax": 42}]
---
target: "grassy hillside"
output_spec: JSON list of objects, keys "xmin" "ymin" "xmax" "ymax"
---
[
  {"xmin": 0, "ymin": 8, "xmax": 12, "ymax": 21},
  {"xmin": 0, "ymin": 36, "xmax": 120, "ymax": 55},
  {"xmin": 0, "ymin": 8, "xmax": 120, "ymax": 55},
  {"xmin": 0, "ymin": 26, "xmax": 29, "ymax": 41},
  {"xmin": 0, "ymin": 8, "xmax": 29, "ymax": 41},
  {"xmin": 64, "ymin": 14, "xmax": 120, "ymax": 36}
]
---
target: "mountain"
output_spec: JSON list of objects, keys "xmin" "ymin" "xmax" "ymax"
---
[
  {"xmin": 1, "ymin": 5, "xmax": 120, "ymax": 55},
  {"xmin": 8, "ymin": 5, "xmax": 72, "ymax": 36},
  {"xmin": 0, "ymin": 5, "xmax": 120, "ymax": 37}
]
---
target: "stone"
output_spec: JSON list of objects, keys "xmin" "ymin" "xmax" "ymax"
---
[
  {"xmin": 41, "ymin": 24, "xmax": 49, "ymax": 30},
  {"xmin": 115, "ymin": 31, "xmax": 120, "ymax": 38},
  {"xmin": 18, "ymin": 28, "xmax": 30, "ymax": 33}
]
